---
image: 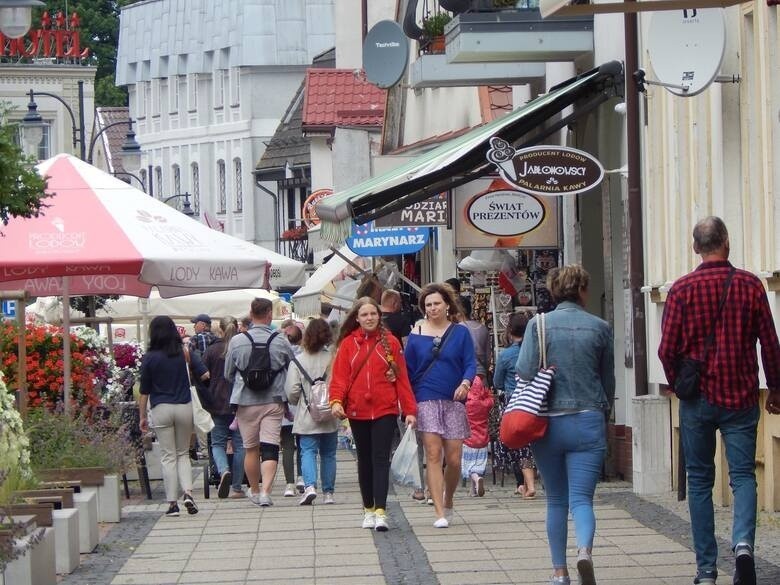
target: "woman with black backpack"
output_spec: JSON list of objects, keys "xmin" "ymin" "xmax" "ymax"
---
[{"xmin": 285, "ymin": 318, "xmax": 340, "ymax": 506}]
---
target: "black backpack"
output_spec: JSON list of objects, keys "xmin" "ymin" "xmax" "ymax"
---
[{"xmin": 237, "ymin": 331, "xmax": 285, "ymax": 392}]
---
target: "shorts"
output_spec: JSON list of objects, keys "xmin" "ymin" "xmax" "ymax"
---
[
  {"xmin": 236, "ymin": 403, "xmax": 284, "ymax": 448},
  {"xmin": 417, "ymin": 400, "xmax": 470, "ymax": 440}
]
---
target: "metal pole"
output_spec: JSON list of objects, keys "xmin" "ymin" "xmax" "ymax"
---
[
  {"xmin": 624, "ymin": 0, "xmax": 648, "ymax": 396},
  {"xmin": 256, "ymin": 183, "xmax": 280, "ymax": 253},
  {"xmin": 77, "ymin": 80, "xmax": 86, "ymax": 160},
  {"xmin": 62, "ymin": 277, "xmax": 72, "ymax": 414},
  {"xmin": 148, "ymin": 164, "xmax": 154, "ymax": 198}
]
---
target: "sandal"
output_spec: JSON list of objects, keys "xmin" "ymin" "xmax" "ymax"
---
[
  {"xmin": 523, "ymin": 488, "xmax": 536, "ymax": 499},
  {"xmin": 411, "ymin": 489, "xmax": 426, "ymax": 501},
  {"xmin": 515, "ymin": 485, "xmax": 525, "ymax": 496}
]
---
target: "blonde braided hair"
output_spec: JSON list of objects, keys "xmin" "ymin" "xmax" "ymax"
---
[{"xmin": 377, "ymin": 322, "xmax": 397, "ymax": 376}]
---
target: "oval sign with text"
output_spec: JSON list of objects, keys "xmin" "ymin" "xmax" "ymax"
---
[
  {"xmin": 466, "ymin": 189, "xmax": 546, "ymax": 237},
  {"xmin": 487, "ymin": 143, "xmax": 604, "ymax": 197}
]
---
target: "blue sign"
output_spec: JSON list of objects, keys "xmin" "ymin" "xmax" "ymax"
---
[
  {"xmin": 346, "ymin": 222, "xmax": 430, "ymax": 257},
  {"xmin": 1, "ymin": 300, "xmax": 17, "ymax": 319}
]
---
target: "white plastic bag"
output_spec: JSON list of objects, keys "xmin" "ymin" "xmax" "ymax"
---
[
  {"xmin": 190, "ymin": 387, "xmax": 214, "ymax": 434},
  {"xmin": 390, "ymin": 426, "xmax": 421, "ymax": 487}
]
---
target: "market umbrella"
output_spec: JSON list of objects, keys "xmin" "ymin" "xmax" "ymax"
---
[{"xmin": 0, "ymin": 154, "xmax": 305, "ymax": 412}]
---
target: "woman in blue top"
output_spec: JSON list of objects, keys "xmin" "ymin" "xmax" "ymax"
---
[
  {"xmin": 405, "ymin": 283, "xmax": 477, "ymax": 528},
  {"xmin": 493, "ymin": 311, "xmax": 537, "ymax": 497},
  {"xmin": 139, "ymin": 315, "xmax": 209, "ymax": 517},
  {"xmin": 516, "ymin": 265, "xmax": 615, "ymax": 585}
]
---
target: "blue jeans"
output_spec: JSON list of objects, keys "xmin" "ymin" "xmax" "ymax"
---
[
  {"xmin": 299, "ymin": 432, "xmax": 338, "ymax": 493},
  {"xmin": 679, "ymin": 398, "xmax": 759, "ymax": 573},
  {"xmin": 531, "ymin": 411, "xmax": 606, "ymax": 569},
  {"xmin": 211, "ymin": 413, "xmax": 245, "ymax": 492}
]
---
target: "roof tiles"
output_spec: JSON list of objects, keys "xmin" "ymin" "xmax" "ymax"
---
[{"xmin": 302, "ymin": 69, "xmax": 386, "ymax": 130}]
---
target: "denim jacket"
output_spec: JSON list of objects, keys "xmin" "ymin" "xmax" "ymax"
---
[{"xmin": 515, "ymin": 301, "xmax": 615, "ymax": 413}]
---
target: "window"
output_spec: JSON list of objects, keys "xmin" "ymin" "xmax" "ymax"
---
[
  {"xmin": 151, "ymin": 80, "xmax": 160, "ymax": 116},
  {"xmin": 215, "ymin": 70, "xmax": 225, "ymax": 109},
  {"xmin": 140, "ymin": 168, "xmax": 148, "ymax": 193},
  {"xmin": 171, "ymin": 76, "xmax": 182, "ymax": 112},
  {"xmin": 187, "ymin": 73, "xmax": 198, "ymax": 111},
  {"xmin": 191, "ymin": 163, "xmax": 200, "ymax": 214},
  {"xmin": 136, "ymin": 82, "xmax": 146, "ymax": 118},
  {"xmin": 217, "ymin": 160, "xmax": 226, "ymax": 213},
  {"xmin": 230, "ymin": 68, "xmax": 241, "ymax": 106},
  {"xmin": 155, "ymin": 166, "xmax": 163, "ymax": 199},
  {"xmin": 233, "ymin": 158, "xmax": 243, "ymax": 212},
  {"xmin": 173, "ymin": 164, "xmax": 181, "ymax": 194}
]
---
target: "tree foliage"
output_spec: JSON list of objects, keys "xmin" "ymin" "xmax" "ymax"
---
[
  {"xmin": 0, "ymin": 106, "xmax": 48, "ymax": 228},
  {"xmin": 38, "ymin": 1, "xmax": 139, "ymax": 106}
]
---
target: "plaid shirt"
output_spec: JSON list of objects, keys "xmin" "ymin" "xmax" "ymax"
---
[{"xmin": 658, "ymin": 260, "xmax": 780, "ymax": 409}]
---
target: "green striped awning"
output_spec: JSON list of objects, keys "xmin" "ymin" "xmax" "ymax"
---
[{"xmin": 316, "ymin": 61, "xmax": 623, "ymax": 243}]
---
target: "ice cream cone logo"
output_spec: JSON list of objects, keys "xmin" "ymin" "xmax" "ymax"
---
[{"xmin": 486, "ymin": 137, "xmax": 518, "ymax": 181}]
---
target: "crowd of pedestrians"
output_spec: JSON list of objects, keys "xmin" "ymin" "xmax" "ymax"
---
[{"xmin": 135, "ymin": 217, "xmax": 779, "ymax": 585}]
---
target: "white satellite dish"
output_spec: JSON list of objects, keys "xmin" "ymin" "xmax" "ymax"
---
[{"xmin": 647, "ymin": 8, "xmax": 726, "ymax": 97}]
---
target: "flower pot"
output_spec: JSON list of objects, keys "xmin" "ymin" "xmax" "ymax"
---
[{"xmin": 2, "ymin": 520, "xmax": 56, "ymax": 585}]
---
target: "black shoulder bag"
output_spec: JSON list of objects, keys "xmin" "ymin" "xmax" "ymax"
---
[{"xmin": 674, "ymin": 268, "xmax": 735, "ymax": 401}]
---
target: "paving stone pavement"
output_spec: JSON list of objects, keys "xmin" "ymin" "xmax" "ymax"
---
[{"xmin": 58, "ymin": 451, "xmax": 780, "ymax": 585}]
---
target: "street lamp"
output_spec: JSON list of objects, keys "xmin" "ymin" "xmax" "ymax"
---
[
  {"xmin": 163, "ymin": 192, "xmax": 195, "ymax": 217},
  {"xmin": 20, "ymin": 81, "xmax": 141, "ymax": 169},
  {"xmin": 0, "ymin": 0, "xmax": 44, "ymax": 39}
]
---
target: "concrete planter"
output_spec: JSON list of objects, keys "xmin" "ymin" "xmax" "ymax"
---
[
  {"xmin": 2, "ymin": 523, "xmax": 57, "ymax": 585},
  {"xmin": 90, "ymin": 474, "xmax": 121, "ymax": 523},
  {"xmin": 73, "ymin": 491, "xmax": 98, "ymax": 553}
]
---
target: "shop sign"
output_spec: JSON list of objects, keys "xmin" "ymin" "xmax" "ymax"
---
[
  {"xmin": 346, "ymin": 222, "xmax": 429, "ymax": 257},
  {"xmin": 374, "ymin": 192, "xmax": 448, "ymax": 227},
  {"xmin": 302, "ymin": 189, "xmax": 333, "ymax": 228},
  {"xmin": 486, "ymin": 138, "xmax": 604, "ymax": 197},
  {"xmin": 454, "ymin": 178, "xmax": 559, "ymax": 249}
]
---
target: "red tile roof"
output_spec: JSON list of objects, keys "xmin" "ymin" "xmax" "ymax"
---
[{"xmin": 302, "ymin": 69, "xmax": 386, "ymax": 131}]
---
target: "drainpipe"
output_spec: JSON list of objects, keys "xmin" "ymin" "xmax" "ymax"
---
[
  {"xmin": 625, "ymin": 1, "xmax": 648, "ymax": 396},
  {"xmin": 361, "ymin": 0, "xmax": 368, "ymax": 42},
  {"xmin": 257, "ymin": 182, "xmax": 280, "ymax": 253}
]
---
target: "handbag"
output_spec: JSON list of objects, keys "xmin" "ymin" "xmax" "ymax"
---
[
  {"xmin": 184, "ymin": 348, "xmax": 215, "ymax": 434},
  {"xmin": 291, "ymin": 355, "xmax": 336, "ymax": 423},
  {"xmin": 499, "ymin": 312, "xmax": 555, "ymax": 449},
  {"xmin": 673, "ymin": 268, "xmax": 735, "ymax": 401}
]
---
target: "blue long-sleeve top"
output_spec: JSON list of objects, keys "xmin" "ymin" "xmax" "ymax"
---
[
  {"xmin": 493, "ymin": 341, "xmax": 522, "ymax": 397},
  {"xmin": 404, "ymin": 324, "xmax": 477, "ymax": 402}
]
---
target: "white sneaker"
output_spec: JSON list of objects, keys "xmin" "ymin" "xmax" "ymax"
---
[
  {"xmin": 362, "ymin": 510, "xmax": 376, "ymax": 529},
  {"xmin": 433, "ymin": 517, "xmax": 449, "ymax": 528},
  {"xmin": 295, "ymin": 476, "xmax": 305, "ymax": 493},
  {"xmin": 374, "ymin": 509, "xmax": 389, "ymax": 532},
  {"xmin": 283, "ymin": 484, "xmax": 296, "ymax": 497},
  {"xmin": 323, "ymin": 492, "xmax": 335, "ymax": 504},
  {"xmin": 299, "ymin": 486, "xmax": 317, "ymax": 505}
]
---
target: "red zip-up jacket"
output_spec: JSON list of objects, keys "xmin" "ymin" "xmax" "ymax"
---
[
  {"xmin": 329, "ymin": 328, "xmax": 417, "ymax": 421},
  {"xmin": 464, "ymin": 376, "xmax": 494, "ymax": 449}
]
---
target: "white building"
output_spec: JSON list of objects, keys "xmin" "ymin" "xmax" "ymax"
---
[{"xmin": 115, "ymin": 0, "xmax": 335, "ymax": 250}]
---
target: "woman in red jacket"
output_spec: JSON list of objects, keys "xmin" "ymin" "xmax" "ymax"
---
[{"xmin": 329, "ymin": 297, "xmax": 417, "ymax": 532}]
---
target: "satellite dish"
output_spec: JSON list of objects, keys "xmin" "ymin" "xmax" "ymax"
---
[
  {"xmin": 363, "ymin": 20, "xmax": 409, "ymax": 89},
  {"xmin": 647, "ymin": 8, "xmax": 726, "ymax": 97}
]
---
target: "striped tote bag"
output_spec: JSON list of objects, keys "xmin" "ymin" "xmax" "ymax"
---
[{"xmin": 499, "ymin": 312, "xmax": 555, "ymax": 449}]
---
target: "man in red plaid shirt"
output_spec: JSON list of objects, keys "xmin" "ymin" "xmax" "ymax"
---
[{"xmin": 659, "ymin": 217, "xmax": 780, "ymax": 585}]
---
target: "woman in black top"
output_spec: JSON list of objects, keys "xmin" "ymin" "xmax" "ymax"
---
[{"xmin": 139, "ymin": 316, "xmax": 208, "ymax": 516}]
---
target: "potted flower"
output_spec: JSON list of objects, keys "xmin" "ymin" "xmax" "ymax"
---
[
  {"xmin": 422, "ymin": 12, "xmax": 452, "ymax": 54},
  {"xmin": 280, "ymin": 225, "xmax": 308, "ymax": 241}
]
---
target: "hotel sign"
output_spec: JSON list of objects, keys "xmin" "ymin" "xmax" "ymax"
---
[{"xmin": 0, "ymin": 12, "xmax": 90, "ymax": 60}]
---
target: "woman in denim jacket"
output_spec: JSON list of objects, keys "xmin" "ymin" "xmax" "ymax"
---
[{"xmin": 516, "ymin": 264, "xmax": 615, "ymax": 585}]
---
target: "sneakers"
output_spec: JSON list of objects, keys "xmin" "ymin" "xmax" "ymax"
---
[
  {"xmin": 283, "ymin": 483, "xmax": 296, "ymax": 497},
  {"xmin": 228, "ymin": 488, "xmax": 245, "ymax": 499},
  {"xmin": 576, "ymin": 549, "xmax": 595, "ymax": 585},
  {"xmin": 299, "ymin": 486, "xmax": 317, "ymax": 505},
  {"xmin": 217, "ymin": 471, "xmax": 232, "ymax": 499},
  {"xmin": 549, "ymin": 576, "xmax": 570, "ymax": 585},
  {"xmin": 165, "ymin": 502, "xmax": 180, "ymax": 517},
  {"xmin": 374, "ymin": 508, "xmax": 388, "ymax": 532},
  {"xmin": 733, "ymin": 543, "xmax": 755, "ymax": 585},
  {"xmin": 182, "ymin": 494, "xmax": 198, "ymax": 515},
  {"xmin": 693, "ymin": 569, "xmax": 718, "ymax": 584},
  {"xmin": 296, "ymin": 476, "xmax": 305, "ymax": 493},
  {"xmin": 323, "ymin": 492, "xmax": 335, "ymax": 505},
  {"xmin": 433, "ymin": 517, "xmax": 449, "ymax": 528},
  {"xmin": 362, "ymin": 510, "xmax": 376, "ymax": 529},
  {"xmin": 249, "ymin": 492, "xmax": 273, "ymax": 507}
]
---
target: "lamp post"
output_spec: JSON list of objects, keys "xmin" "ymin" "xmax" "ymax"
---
[
  {"xmin": 163, "ymin": 192, "xmax": 195, "ymax": 217},
  {"xmin": 0, "ymin": 0, "xmax": 44, "ymax": 39},
  {"xmin": 20, "ymin": 82, "xmax": 142, "ymax": 168}
]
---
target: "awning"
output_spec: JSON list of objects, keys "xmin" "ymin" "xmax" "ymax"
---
[
  {"xmin": 316, "ymin": 61, "xmax": 624, "ymax": 243},
  {"xmin": 291, "ymin": 246, "xmax": 365, "ymax": 317}
]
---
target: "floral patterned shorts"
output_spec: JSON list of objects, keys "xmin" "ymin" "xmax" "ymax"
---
[{"xmin": 417, "ymin": 400, "xmax": 470, "ymax": 440}]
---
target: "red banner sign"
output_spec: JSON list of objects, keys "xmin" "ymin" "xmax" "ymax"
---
[{"xmin": 0, "ymin": 11, "xmax": 89, "ymax": 60}]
